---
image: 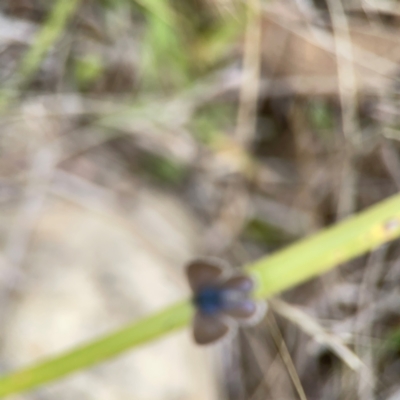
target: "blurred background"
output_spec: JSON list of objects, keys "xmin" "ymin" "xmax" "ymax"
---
[{"xmin": 1, "ymin": 0, "xmax": 400, "ymax": 399}]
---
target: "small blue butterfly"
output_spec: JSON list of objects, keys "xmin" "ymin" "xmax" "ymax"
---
[{"xmin": 186, "ymin": 259, "xmax": 265, "ymax": 345}]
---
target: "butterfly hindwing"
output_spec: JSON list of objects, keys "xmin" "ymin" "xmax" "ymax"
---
[
  {"xmin": 223, "ymin": 299, "xmax": 257, "ymax": 319},
  {"xmin": 221, "ymin": 274, "xmax": 254, "ymax": 292},
  {"xmin": 221, "ymin": 274, "xmax": 262, "ymax": 320},
  {"xmin": 193, "ymin": 311, "xmax": 230, "ymax": 345}
]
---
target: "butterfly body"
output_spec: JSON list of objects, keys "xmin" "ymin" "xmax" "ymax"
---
[
  {"xmin": 194, "ymin": 285, "xmax": 255, "ymax": 315},
  {"xmin": 186, "ymin": 259, "xmax": 266, "ymax": 345},
  {"xmin": 194, "ymin": 286, "xmax": 224, "ymax": 315}
]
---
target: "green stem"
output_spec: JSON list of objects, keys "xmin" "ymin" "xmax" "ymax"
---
[
  {"xmin": 249, "ymin": 193, "xmax": 400, "ymax": 298},
  {"xmin": 1, "ymin": 193, "xmax": 400, "ymax": 396},
  {"xmin": 0, "ymin": 302, "xmax": 192, "ymax": 397}
]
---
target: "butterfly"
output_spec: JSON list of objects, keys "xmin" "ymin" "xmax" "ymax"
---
[{"xmin": 186, "ymin": 258, "xmax": 266, "ymax": 345}]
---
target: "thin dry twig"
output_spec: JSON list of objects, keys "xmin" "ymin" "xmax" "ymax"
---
[
  {"xmin": 381, "ymin": 140, "xmax": 400, "ymax": 190},
  {"xmin": 325, "ymin": 0, "xmax": 360, "ymax": 222},
  {"xmin": 271, "ymin": 298, "xmax": 362, "ymax": 371},
  {"xmin": 355, "ymin": 245, "xmax": 388, "ymax": 400},
  {"xmin": 267, "ymin": 313, "xmax": 308, "ymax": 400},
  {"xmin": 235, "ymin": 0, "xmax": 262, "ymax": 148},
  {"xmin": 336, "ymin": 155, "xmax": 358, "ymax": 220},
  {"xmin": 245, "ymin": 329, "xmax": 298, "ymax": 400}
]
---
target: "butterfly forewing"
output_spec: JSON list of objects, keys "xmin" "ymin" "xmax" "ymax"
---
[
  {"xmin": 186, "ymin": 260, "xmax": 224, "ymax": 292},
  {"xmin": 193, "ymin": 311, "xmax": 230, "ymax": 345}
]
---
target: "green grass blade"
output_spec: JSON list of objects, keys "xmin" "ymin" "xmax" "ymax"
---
[
  {"xmin": 0, "ymin": 0, "xmax": 81, "ymax": 107},
  {"xmin": 17, "ymin": 0, "xmax": 81, "ymax": 81},
  {"xmin": 0, "ymin": 301, "xmax": 192, "ymax": 397},
  {"xmin": 249, "ymin": 193, "xmax": 400, "ymax": 298},
  {"xmin": 0, "ymin": 193, "xmax": 400, "ymax": 396}
]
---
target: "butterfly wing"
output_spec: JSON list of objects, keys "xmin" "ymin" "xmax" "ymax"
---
[
  {"xmin": 193, "ymin": 311, "xmax": 230, "ymax": 345},
  {"xmin": 223, "ymin": 299, "xmax": 257, "ymax": 319},
  {"xmin": 238, "ymin": 301, "xmax": 268, "ymax": 326},
  {"xmin": 221, "ymin": 274, "xmax": 263, "ymax": 321},
  {"xmin": 221, "ymin": 275, "xmax": 254, "ymax": 292},
  {"xmin": 186, "ymin": 259, "xmax": 225, "ymax": 292}
]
